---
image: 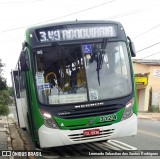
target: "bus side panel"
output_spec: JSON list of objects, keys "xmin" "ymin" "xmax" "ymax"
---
[
  {"xmin": 15, "ymin": 98, "xmax": 26, "ymax": 128},
  {"xmin": 21, "ymin": 96, "xmax": 30, "ymax": 131},
  {"xmin": 11, "ymin": 70, "xmax": 26, "ymax": 128},
  {"xmin": 25, "ymin": 71, "xmax": 38, "ymax": 138},
  {"xmin": 18, "ymin": 74, "xmax": 33, "ymax": 133}
]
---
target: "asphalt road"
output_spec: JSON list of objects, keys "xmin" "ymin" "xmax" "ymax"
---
[
  {"xmin": 117, "ymin": 119, "xmax": 160, "ymax": 150},
  {"xmin": 9, "ymin": 105, "xmax": 160, "ymax": 159}
]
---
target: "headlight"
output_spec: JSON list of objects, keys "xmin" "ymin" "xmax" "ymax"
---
[
  {"xmin": 121, "ymin": 98, "xmax": 134, "ymax": 121},
  {"xmin": 39, "ymin": 109, "xmax": 59, "ymax": 129}
]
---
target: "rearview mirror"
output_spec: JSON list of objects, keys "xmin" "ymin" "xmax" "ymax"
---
[
  {"xmin": 127, "ymin": 36, "xmax": 136, "ymax": 57},
  {"xmin": 20, "ymin": 50, "xmax": 30, "ymax": 72}
]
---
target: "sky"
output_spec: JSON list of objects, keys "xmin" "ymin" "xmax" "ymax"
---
[{"xmin": 1, "ymin": 0, "xmax": 160, "ymax": 86}]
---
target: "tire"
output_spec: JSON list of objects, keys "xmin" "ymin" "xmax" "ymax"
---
[{"xmin": 35, "ymin": 142, "xmax": 41, "ymax": 150}]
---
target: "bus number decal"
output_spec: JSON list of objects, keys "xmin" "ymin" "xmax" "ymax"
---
[{"xmin": 100, "ymin": 114, "xmax": 117, "ymax": 122}]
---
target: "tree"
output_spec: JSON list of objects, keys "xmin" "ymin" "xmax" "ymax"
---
[
  {"xmin": 0, "ymin": 90, "xmax": 9, "ymax": 115},
  {"xmin": 0, "ymin": 59, "xmax": 10, "ymax": 115},
  {"xmin": 0, "ymin": 59, "xmax": 7, "ymax": 90}
]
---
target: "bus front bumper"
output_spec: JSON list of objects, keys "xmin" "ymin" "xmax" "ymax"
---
[{"xmin": 38, "ymin": 113, "xmax": 137, "ymax": 148}]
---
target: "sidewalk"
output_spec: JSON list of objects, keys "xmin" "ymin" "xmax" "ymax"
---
[
  {"xmin": 138, "ymin": 112, "xmax": 160, "ymax": 121},
  {"xmin": 0, "ymin": 116, "xmax": 12, "ymax": 159},
  {"xmin": 0, "ymin": 116, "xmax": 28, "ymax": 159}
]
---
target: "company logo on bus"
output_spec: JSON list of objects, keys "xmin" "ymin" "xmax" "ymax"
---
[
  {"xmin": 75, "ymin": 102, "xmax": 104, "ymax": 109},
  {"xmin": 86, "ymin": 118, "xmax": 96, "ymax": 126}
]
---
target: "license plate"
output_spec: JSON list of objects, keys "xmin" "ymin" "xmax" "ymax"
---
[{"xmin": 83, "ymin": 129, "xmax": 100, "ymax": 137}]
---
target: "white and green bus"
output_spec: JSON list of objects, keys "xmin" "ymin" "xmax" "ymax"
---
[{"xmin": 11, "ymin": 20, "xmax": 137, "ymax": 148}]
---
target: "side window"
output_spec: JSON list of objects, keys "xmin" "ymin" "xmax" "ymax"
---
[
  {"xmin": 19, "ymin": 73, "xmax": 26, "ymax": 98},
  {"xmin": 115, "ymin": 45, "xmax": 128, "ymax": 75},
  {"xmin": 18, "ymin": 59, "xmax": 26, "ymax": 98},
  {"xmin": 13, "ymin": 70, "xmax": 20, "ymax": 98}
]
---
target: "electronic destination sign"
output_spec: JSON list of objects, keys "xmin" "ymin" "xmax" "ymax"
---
[{"xmin": 36, "ymin": 23, "xmax": 117, "ymax": 42}]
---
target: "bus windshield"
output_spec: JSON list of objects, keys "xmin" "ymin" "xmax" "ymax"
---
[{"xmin": 33, "ymin": 41, "xmax": 132, "ymax": 105}]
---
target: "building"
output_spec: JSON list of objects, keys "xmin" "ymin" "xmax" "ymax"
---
[{"xmin": 133, "ymin": 59, "xmax": 160, "ymax": 112}]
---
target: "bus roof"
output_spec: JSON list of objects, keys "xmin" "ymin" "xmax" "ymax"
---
[
  {"xmin": 27, "ymin": 20, "xmax": 122, "ymax": 32},
  {"xmin": 25, "ymin": 20, "xmax": 126, "ymax": 48}
]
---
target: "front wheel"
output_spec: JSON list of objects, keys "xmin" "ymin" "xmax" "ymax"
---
[{"xmin": 35, "ymin": 142, "xmax": 41, "ymax": 150}]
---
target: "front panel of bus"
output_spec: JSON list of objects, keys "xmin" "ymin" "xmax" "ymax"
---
[{"xmin": 27, "ymin": 21, "xmax": 137, "ymax": 148}]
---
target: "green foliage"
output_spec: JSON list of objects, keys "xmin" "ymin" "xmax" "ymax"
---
[
  {"xmin": 0, "ymin": 59, "xmax": 7, "ymax": 90},
  {"xmin": 0, "ymin": 103, "xmax": 9, "ymax": 115},
  {"xmin": 0, "ymin": 59, "xmax": 13, "ymax": 115},
  {"xmin": 8, "ymin": 87, "xmax": 14, "ymax": 97},
  {"xmin": 0, "ymin": 91, "xmax": 10, "ymax": 115},
  {"xmin": 0, "ymin": 78, "xmax": 7, "ymax": 90}
]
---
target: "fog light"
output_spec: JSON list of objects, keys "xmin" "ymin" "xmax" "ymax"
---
[{"xmin": 45, "ymin": 118, "xmax": 59, "ymax": 129}]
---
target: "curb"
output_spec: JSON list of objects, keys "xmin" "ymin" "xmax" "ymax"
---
[
  {"xmin": 138, "ymin": 116, "xmax": 160, "ymax": 121},
  {"xmin": 7, "ymin": 117, "xmax": 36, "ymax": 159}
]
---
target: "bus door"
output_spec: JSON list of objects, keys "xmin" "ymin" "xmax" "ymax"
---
[{"xmin": 11, "ymin": 70, "xmax": 26, "ymax": 128}]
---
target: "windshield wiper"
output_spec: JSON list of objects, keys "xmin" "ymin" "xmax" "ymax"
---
[
  {"xmin": 96, "ymin": 38, "xmax": 108, "ymax": 85},
  {"xmin": 53, "ymin": 42, "xmax": 76, "ymax": 67},
  {"xmin": 96, "ymin": 51, "xmax": 103, "ymax": 85}
]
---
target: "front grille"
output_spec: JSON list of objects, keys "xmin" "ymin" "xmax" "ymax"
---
[
  {"xmin": 68, "ymin": 129, "xmax": 114, "ymax": 142},
  {"xmin": 58, "ymin": 104, "xmax": 123, "ymax": 119},
  {"xmin": 65, "ymin": 124, "xmax": 112, "ymax": 130}
]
